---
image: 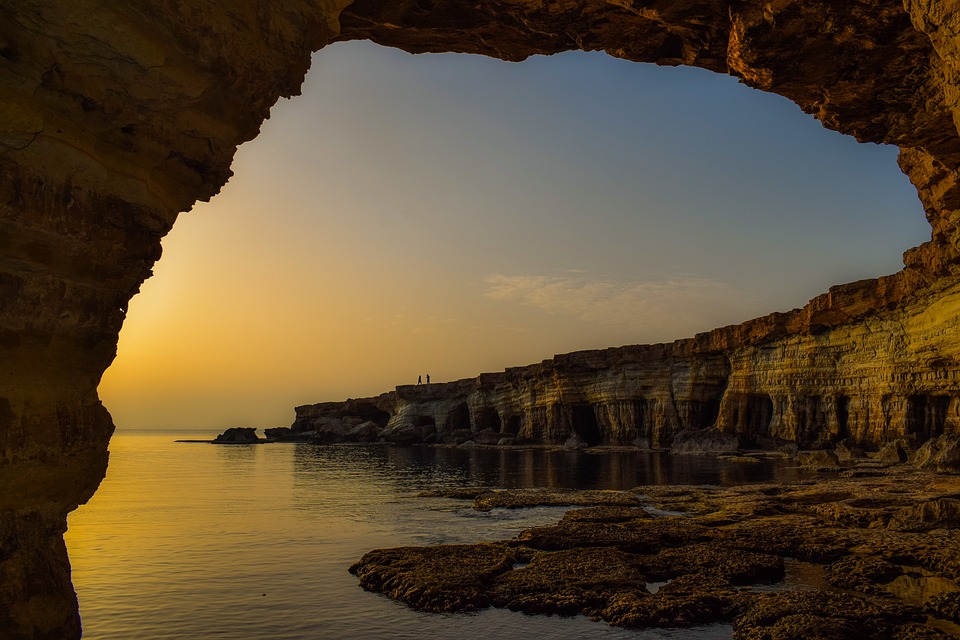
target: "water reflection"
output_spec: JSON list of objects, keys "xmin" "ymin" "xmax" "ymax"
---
[{"xmin": 291, "ymin": 444, "xmax": 806, "ymax": 494}]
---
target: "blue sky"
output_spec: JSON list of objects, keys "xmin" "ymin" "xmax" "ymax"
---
[{"xmin": 99, "ymin": 41, "xmax": 930, "ymax": 430}]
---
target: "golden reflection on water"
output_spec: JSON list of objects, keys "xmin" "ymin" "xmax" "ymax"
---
[{"xmin": 66, "ymin": 433, "xmax": 806, "ymax": 639}]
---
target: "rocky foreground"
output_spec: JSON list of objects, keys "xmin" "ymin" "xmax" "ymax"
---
[{"xmin": 350, "ymin": 465, "xmax": 960, "ymax": 638}]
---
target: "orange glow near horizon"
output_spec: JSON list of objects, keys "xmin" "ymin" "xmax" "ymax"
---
[{"xmin": 98, "ymin": 43, "xmax": 928, "ymax": 432}]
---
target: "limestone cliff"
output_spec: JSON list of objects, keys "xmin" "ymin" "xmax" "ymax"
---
[
  {"xmin": 294, "ymin": 275, "xmax": 960, "ymax": 450},
  {"xmin": 4, "ymin": 1, "xmax": 960, "ymax": 637}
]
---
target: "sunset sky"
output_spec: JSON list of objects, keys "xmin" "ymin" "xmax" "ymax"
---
[{"xmin": 98, "ymin": 41, "xmax": 930, "ymax": 431}]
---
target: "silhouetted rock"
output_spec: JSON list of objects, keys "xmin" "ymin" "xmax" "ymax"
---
[{"xmin": 213, "ymin": 427, "xmax": 261, "ymax": 444}]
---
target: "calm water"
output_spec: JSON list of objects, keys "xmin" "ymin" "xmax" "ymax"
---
[{"xmin": 66, "ymin": 432, "xmax": 808, "ymax": 639}]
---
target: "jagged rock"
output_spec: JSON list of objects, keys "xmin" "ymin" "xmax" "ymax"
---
[
  {"xmin": 877, "ymin": 440, "xmax": 911, "ymax": 464},
  {"xmin": 926, "ymin": 592, "xmax": 960, "ymax": 624},
  {"xmin": 834, "ymin": 440, "xmax": 868, "ymax": 462},
  {"xmin": 346, "ymin": 420, "xmax": 382, "ymax": 442},
  {"xmin": 264, "ymin": 427, "xmax": 292, "ymax": 441},
  {"xmin": 732, "ymin": 591, "xmax": 926, "ymax": 640},
  {"xmin": 212, "ymin": 427, "xmax": 261, "ymax": 444},
  {"xmin": 914, "ymin": 435, "xmax": 960, "ymax": 472},
  {"xmin": 888, "ymin": 498, "xmax": 960, "ymax": 532},
  {"xmin": 796, "ymin": 450, "xmax": 841, "ymax": 469},
  {"xmin": 671, "ymin": 428, "xmax": 739, "ymax": 455}
]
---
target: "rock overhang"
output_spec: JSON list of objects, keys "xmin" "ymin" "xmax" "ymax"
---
[{"xmin": 3, "ymin": 1, "xmax": 960, "ymax": 638}]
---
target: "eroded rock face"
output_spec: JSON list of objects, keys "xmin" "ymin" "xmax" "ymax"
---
[
  {"xmin": 296, "ymin": 277, "xmax": 960, "ymax": 450},
  {"xmin": 4, "ymin": 1, "xmax": 960, "ymax": 637}
]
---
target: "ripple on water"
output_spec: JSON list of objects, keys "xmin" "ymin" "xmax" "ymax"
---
[{"xmin": 67, "ymin": 434, "xmax": 808, "ymax": 640}]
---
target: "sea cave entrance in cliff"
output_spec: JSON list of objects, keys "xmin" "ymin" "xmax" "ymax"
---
[
  {"xmin": 475, "ymin": 407, "xmax": 501, "ymax": 432},
  {"xmin": 446, "ymin": 403, "xmax": 471, "ymax": 431},
  {"xmin": 906, "ymin": 395, "xmax": 949, "ymax": 441},
  {"xmin": 733, "ymin": 394, "xmax": 774, "ymax": 447},
  {"xmin": 571, "ymin": 405, "xmax": 602, "ymax": 446}
]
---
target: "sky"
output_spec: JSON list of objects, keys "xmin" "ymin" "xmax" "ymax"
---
[{"xmin": 98, "ymin": 41, "xmax": 930, "ymax": 431}]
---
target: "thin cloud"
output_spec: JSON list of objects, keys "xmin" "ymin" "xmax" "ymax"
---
[{"xmin": 484, "ymin": 273, "xmax": 761, "ymax": 339}]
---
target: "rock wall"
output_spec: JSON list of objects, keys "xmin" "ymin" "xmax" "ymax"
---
[
  {"xmin": 4, "ymin": 1, "xmax": 960, "ymax": 637},
  {"xmin": 295, "ymin": 275, "xmax": 960, "ymax": 450}
]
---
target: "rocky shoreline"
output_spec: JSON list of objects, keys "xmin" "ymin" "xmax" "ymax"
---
[{"xmin": 350, "ymin": 465, "xmax": 960, "ymax": 638}]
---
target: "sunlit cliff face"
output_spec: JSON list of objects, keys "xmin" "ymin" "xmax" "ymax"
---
[{"xmin": 3, "ymin": 1, "xmax": 960, "ymax": 638}]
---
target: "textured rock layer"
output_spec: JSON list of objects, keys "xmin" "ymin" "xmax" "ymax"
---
[
  {"xmin": 350, "ymin": 473, "xmax": 960, "ymax": 637},
  {"xmin": 5, "ymin": 1, "xmax": 960, "ymax": 637}
]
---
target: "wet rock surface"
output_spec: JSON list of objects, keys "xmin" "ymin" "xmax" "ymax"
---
[{"xmin": 352, "ymin": 469, "xmax": 960, "ymax": 637}]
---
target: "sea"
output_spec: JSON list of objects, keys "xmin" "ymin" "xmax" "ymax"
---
[{"xmin": 65, "ymin": 430, "xmax": 810, "ymax": 640}]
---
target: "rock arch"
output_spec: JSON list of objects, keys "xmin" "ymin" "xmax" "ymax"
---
[{"xmin": 2, "ymin": 1, "xmax": 960, "ymax": 637}]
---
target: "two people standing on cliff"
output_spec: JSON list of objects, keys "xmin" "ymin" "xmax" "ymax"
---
[{"xmin": 416, "ymin": 374, "xmax": 431, "ymax": 385}]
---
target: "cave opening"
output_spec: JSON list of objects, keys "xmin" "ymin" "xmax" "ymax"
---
[
  {"xmin": 796, "ymin": 396, "xmax": 828, "ymax": 448},
  {"xmin": 690, "ymin": 396, "xmax": 721, "ymax": 429},
  {"xmin": 475, "ymin": 406, "xmax": 502, "ymax": 432},
  {"xmin": 570, "ymin": 405, "xmax": 602, "ymax": 446},
  {"xmin": 415, "ymin": 415, "xmax": 436, "ymax": 429},
  {"xmin": 445, "ymin": 402, "xmax": 471, "ymax": 431},
  {"xmin": 837, "ymin": 395, "xmax": 851, "ymax": 440},
  {"xmin": 906, "ymin": 395, "xmax": 949, "ymax": 442},
  {"xmin": 355, "ymin": 403, "xmax": 391, "ymax": 428},
  {"xmin": 734, "ymin": 394, "xmax": 774, "ymax": 446},
  {"xmin": 504, "ymin": 415, "xmax": 522, "ymax": 435},
  {"xmin": 632, "ymin": 398, "xmax": 648, "ymax": 443}
]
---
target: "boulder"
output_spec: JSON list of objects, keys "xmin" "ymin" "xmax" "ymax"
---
[
  {"xmin": 914, "ymin": 434, "xmax": 960, "ymax": 472},
  {"xmin": 346, "ymin": 420, "xmax": 382, "ymax": 442}
]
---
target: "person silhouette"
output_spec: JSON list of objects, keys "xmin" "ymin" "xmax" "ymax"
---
[
  {"xmin": 426, "ymin": 374, "xmax": 430, "ymax": 384},
  {"xmin": 417, "ymin": 375, "xmax": 422, "ymax": 385}
]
